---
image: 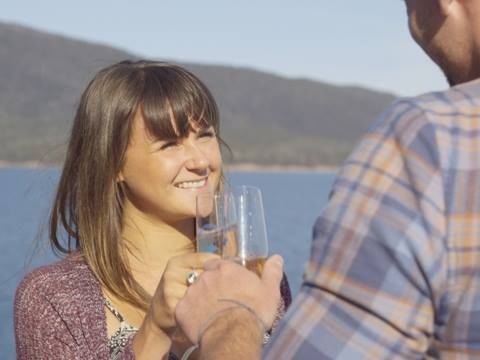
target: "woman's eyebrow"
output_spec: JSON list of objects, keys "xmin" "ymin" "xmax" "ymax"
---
[{"xmin": 151, "ymin": 135, "xmax": 179, "ymax": 143}]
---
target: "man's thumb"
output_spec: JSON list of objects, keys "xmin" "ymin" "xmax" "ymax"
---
[{"xmin": 261, "ymin": 254, "xmax": 284, "ymax": 290}]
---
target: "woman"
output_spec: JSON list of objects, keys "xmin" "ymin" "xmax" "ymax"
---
[{"xmin": 14, "ymin": 60, "xmax": 291, "ymax": 359}]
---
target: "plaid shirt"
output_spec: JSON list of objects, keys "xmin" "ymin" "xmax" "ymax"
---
[{"xmin": 265, "ymin": 79, "xmax": 480, "ymax": 359}]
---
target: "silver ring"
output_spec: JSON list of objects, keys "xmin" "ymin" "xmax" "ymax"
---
[{"xmin": 186, "ymin": 271, "xmax": 199, "ymax": 286}]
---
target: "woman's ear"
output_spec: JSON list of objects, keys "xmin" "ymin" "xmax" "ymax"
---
[{"xmin": 117, "ymin": 172, "xmax": 125, "ymax": 182}]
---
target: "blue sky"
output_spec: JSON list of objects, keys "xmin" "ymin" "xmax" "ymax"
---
[{"xmin": 0, "ymin": 0, "xmax": 447, "ymax": 96}]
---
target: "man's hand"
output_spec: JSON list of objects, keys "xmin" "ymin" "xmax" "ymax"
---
[
  {"xmin": 175, "ymin": 255, "xmax": 284, "ymax": 345},
  {"xmin": 145, "ymin": 252, "xmax": 219, "ymax": 333}
]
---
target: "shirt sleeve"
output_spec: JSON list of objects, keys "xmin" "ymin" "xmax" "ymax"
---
[{"xmin": 264, "ymin": 100, "xmax": 448, "ymax": 359}]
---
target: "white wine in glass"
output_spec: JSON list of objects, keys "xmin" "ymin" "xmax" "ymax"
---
[{"xmin": 223, "ymin": 186, "xmax": 269, "ymax": 277}]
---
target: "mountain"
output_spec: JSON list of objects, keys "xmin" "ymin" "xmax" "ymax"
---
[{"xmin": 0, "ymin": 22, "xmax": 396, "ymax": 166}]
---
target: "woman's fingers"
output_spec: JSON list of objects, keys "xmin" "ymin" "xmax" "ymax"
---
[
  {"xmin": 203, "ymin": 258, "xmax": 224, "ymax": 271},
  {"xmin": 158, "ymin": 252, "xmax": 222, "ymax": 305},
  {"xmin": 147, "ymin": 253, "xmax": 221, "ymax": 333},
  {"xmin": 162, "ymin": 253, "xmax": 220, "ymax": 290},
  {"xmin": 167, "ymin": 252, "xmax": 220, "ymax": 270}
]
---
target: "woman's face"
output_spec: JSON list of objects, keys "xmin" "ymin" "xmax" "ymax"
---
[{"xmin": 120, "ymin": 109, "xmax": 222, "ymax": 223}]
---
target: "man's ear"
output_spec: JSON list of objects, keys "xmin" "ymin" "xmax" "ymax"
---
[{"xmin": 438, "ymin": 0, "xmax": 455, "ymax": 16}]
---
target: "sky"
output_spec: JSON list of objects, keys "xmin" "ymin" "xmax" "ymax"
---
[{"xmin": 0, "ymin": 0, "xmax": 447, "ymax": 96}]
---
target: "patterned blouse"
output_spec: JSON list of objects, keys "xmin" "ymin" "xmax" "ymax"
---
[{"xmin": 104, "ymin": 298, "xmax": 179, "ymax": 360}]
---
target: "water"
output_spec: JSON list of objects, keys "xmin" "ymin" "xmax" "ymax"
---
[{"xmin": 0, "ymin": 168, "xmax": 335, "ymax": 359}]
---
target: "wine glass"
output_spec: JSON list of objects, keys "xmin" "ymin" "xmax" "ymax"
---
[
  {"xmin": 223, "ymin": 185, "xmax": 269, "ymax": 276},
  {"xmin": 195, "ymin": 191, "xmax": 237, "ymax": 255}
]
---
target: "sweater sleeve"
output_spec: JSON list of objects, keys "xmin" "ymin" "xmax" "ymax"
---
[
  {"xmin": 14, "ymin": 271, "xmax": 80, "ymax": 359},
  {"xmin": 14, "ymin": 268, "xmax": 139, "ymax": 360}
]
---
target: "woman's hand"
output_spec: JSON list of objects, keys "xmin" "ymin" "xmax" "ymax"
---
[
  {"xmin": 134, "ymin": 252, "xmax": 218, "ymax": 359},
  {"xmin": 145, "ymin": 252, "xmax": 220, "ymax": 335}
]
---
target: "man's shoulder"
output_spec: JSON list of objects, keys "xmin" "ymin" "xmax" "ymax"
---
[
  {"xmin": 396, "ymin": 79, "xmax": 480, "ymax": 116},
  {"xmin": 15, "ymin": 253, "xmax": 97, "ymax": 307},
  {"xmin": 368, "ymin": 81, "xmax": 480, "ymax": 138}
]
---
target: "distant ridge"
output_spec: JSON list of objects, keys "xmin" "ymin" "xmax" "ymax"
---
[{"xmin": 0, "ymin": 22, "xmax": 396, "ymax": 166}]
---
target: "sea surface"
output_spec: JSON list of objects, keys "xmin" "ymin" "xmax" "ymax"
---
[{"xmin": 0, "ymin": 168, "xmax": 335, "ymax": 359}]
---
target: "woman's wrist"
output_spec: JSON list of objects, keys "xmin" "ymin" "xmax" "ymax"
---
[{"xmin": 133, "ymin": 314, "xmax": 172, "ymax": 359}]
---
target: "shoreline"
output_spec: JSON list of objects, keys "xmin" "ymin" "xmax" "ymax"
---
[
  {"xmin": 0, "ymin": 160, "xmax": 338, "ymax": 173},
  {"xmin": 0, "ymin": 160, "xmax": 57, "ymax": 169},
  {"xmin": 225, "ymin": 163, "xmax": 337, "ymax": 173}
]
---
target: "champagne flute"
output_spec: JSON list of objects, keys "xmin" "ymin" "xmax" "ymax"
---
[
  {"xmin": 195, "ymin": 191, "xmax": 237, "ymax": 255},
  {"xmin": 223, "ymin": 185, "xmax": 269, "ymax": 276}
]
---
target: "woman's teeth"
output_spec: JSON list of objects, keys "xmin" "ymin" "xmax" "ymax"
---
[{"xmin": 176, "ymin": 179, "xmax": 206, "ymax": 189}]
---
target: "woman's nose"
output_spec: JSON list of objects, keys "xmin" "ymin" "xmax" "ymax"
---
[{"xmin": 184, "ymin": 143, "xmax": 209, "ymax": 170}]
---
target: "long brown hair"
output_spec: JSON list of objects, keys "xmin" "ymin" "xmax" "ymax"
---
[{"xmin": 50, "ymin": 60, "xmax": 221, "ymax": 310}]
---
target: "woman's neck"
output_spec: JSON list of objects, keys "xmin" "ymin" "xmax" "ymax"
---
[{"xmin": 121, "ymin": 201, "xmax": 195, "ymax": 294}]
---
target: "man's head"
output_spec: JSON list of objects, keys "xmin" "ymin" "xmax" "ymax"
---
[{"xmin": 405, "ymin": 0, "xmax": 480, "ymax": 85}]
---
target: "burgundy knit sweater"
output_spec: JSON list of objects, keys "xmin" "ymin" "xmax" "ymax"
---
[
  {"xmin": 15, "ymin": 254, "xmax": 292, "ymax": 359},
  {"xmin": 14, "ymin": 254, "xmax": 135, "ymax": 359}
]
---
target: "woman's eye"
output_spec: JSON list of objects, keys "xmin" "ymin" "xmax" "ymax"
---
[
  {"xmin": 198, "ymin": 130, "xmax": 215, "ymax": 139},
  {"xmin": 159, "ymin": 141, "xmax": 179, "ymax": 150}
]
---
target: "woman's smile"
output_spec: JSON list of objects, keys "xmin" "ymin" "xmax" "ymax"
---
[{"xmin": 174, "ymin": 177, "xmax": 208, "ymax": 189}]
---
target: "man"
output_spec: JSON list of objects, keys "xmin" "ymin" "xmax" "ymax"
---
[{"xmin": 176, "ymin": 0, "xmax": 480, "ymax": 358}]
